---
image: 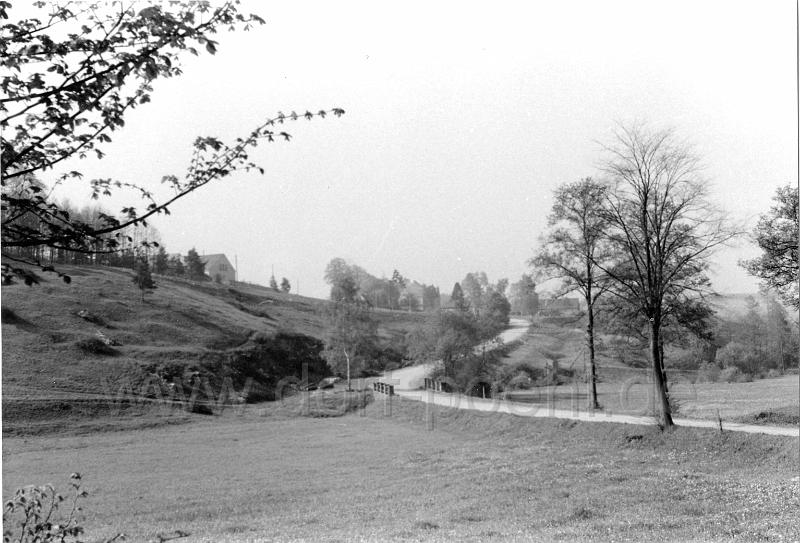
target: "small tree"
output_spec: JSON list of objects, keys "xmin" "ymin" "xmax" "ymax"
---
[
  {"xmin": 481, "ymin": 290, "xmax": 511, "ymax": 339},
  {"xmin": 280, "ymin": 277, "xmax": 291, "ymax": 293},
  {"xmin": 185, "ymin": 248, "xmax": 205, "ymax": 281},
  {"xmin": 461, "ymin": 272, "xmax": 489, "ymax": 316},
  {"xmin": 531, "ymin": 178, "xmax": 612, "ymax": 409},
  {"xmin": 408, "ymin": 310, "xmax": 480, "ymax": 378},
  {"xmin": 269, "ymin": 275, "xmax": 279, "ymax": 291},
  {"xmin": 391, "ymin": 269, "xmax": 406, "ymax": 310},
  {"xmin": 422, "ymin": 284, "xmax": 441, "ymax": 311},
  {"xmin": 324, "ymin": 258, "xmax": 359, "ymax": 302},
  {"xmin": 509, "ymin": 274, "xmax": 539, "ymax": 316},
  {"xmin": 132, "ymin": 256, "xmax": 156, "ymax": 301},
  {"xmin": 154, "ymin": 246, "xmax": 169, "ymax": 275},
  {"xmin": 322, "ymin": 300, "xmax": 378, "ymax": 391},
  {"xmin": 450, "ymin": 282, "xmax": 469, "ymax": 312}
]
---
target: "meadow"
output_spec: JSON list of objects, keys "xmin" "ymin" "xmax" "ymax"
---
[
  {"xmin": 504, "ymin": 374, "xmax": 800, "ymax": 423},
  {"xmin": 3, "ymin": 393, "xmax": 798, "ymax": 542}
]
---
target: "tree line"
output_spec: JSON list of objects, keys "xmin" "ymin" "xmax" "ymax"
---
[{"xmin": 323, "ymin": 257, "xmax": 440, "ymax": 311}]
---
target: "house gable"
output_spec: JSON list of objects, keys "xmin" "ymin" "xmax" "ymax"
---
[{"xmin": 199, "ymin": 253, "xmax": 236, "ymax": 284}]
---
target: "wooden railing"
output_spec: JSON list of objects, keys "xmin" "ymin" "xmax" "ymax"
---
[
  {"xmin": 372, "ymin": 382, "xmax": 395, "ymax": 395},
  {"xmin": 423, "ymin": 378, "xmax": 452, "ymax": 393}
]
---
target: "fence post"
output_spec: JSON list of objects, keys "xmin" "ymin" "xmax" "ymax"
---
[
  {"xmin": 384, "ymin": 383, "xmax": 392, "ymax": 417},
  {"xmin": 425, "ymin": 387, "xmax": 434, "ymax": 431}
]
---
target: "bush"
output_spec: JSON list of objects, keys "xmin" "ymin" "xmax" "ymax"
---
[
  {"xmin": 669, "ymin": 349, "xmax": 702, "ymax": 371},
  {"xmin": 766, "ymin": 368, "xmax": 783, "ymax": 379},
  {"xmin": 715, "ymin": 342, "xmax": 764, "ymax": 375},
  {"xmin": 3, "ymin": 473, "xmax": 89, "ymax": 543},
  {"xmin": 496, "ymin": 361, "xmax": 545, "ymax": 391},
  {"xmin": 75, "ymin": 337, "xmax": 119, "ymax": 356}
]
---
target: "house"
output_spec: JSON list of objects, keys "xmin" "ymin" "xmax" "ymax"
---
[
  {"xmin": 199, "ymin": 253, "xmax": 236, "ymax": 284},
  {"xmin": 401, "ymin": 281, "xmax": 426, "ymax": 311}
]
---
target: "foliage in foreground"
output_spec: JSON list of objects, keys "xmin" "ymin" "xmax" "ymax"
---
[
  {"xmin": 1, "ymin": 1, "xmax": 343, "ymax": 283},
  {"xmin": 2, "ymin": 473, "xmax": 103, "ymax": 543}
]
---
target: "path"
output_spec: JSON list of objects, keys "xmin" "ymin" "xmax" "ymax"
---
[
  {"xmin": 388, "ymin": 388, "xmax": 799, "ymax": 437},
  {"xmin": 386, "ymin": 318, "xmax": 530, "ymax": 390},
  {"xmin": 380, "ymin": 318, "xmax": 799, "ymax": 438}
]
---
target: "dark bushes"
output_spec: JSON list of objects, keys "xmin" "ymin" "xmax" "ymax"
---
[{"xmin": 75, "ymin": 337, "xmax": 119, "ymax": 356}]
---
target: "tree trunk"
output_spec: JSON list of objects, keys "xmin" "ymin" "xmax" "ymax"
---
[
  {"xmin": 658, "ymin": 336, "xmax": 668, "ymax": 396},
  {"xmin": 344, "ymin": 349, "xmax": 351, "ymax": 391},
  {"xmin": 649, "ymin": 318, "xmax": 673, "ymax": 428},
  {"xmin": 586, "ymin": 298, "xmax": 599, "ymax": 409}
]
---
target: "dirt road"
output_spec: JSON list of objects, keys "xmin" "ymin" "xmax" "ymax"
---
[
  {"xmin": 384, "ymin": 318, "xmax": 530, "ymax": 390},
  {"xmin": 388, "ymin": 388, "xmax": 799, "ymax": 437},
  {"xmin": 380, "ymin": 319, "xmax": 798, "ymax": 438}
]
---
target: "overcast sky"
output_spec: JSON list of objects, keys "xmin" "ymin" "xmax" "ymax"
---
[{"xmin": 46, "ymin": 0, "xmax": 797, "ymax": 299}]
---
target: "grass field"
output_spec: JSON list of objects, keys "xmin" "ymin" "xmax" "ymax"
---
[
  {"xmin": 499, "ymin": 321, "xmax": 799, "ymax": 424},
  {"xmin": 505, "ymin": 374, "xmax": 800, "ymax": 424},
  {"xmin": 3, "ymin": 393, "xmax": 798, "ymax": 542}
]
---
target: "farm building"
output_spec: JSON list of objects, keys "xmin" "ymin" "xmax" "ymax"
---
[{"xmin": 200, "ymin": 254, "xmax": 236, "ymax": 284}]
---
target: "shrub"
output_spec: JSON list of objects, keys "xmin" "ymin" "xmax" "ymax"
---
[
  {"xmin": 1, "ymin": 305, "xmax": 20, "ymax": 323},
  {"xmin": 715, "ymin": 342, "xmax": 763, "ymax": 375},
  {"xmin": 3, "ymin": 473, "xmax": 89, "ymax": 543},
  {"xmin": 75, "ymin": 337, "xmax": 119, "ymax": 356},
  {"xmin": 766, "ymin": 369, "xmax": 783, "ymax": 379},
  {"xmin": 669, "ymin": 349, "xmax": 702, "ymax": 371}
]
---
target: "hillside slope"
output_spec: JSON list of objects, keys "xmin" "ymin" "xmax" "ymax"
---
[{"xmin": 1, "ymin": 265, "xmax": 424, "ymax": 417}]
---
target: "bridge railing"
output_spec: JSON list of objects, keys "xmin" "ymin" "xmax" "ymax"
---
[
  {"xmin": 423, "ymin": 378, "xmax": 452, "ymax": 393},
  {"xmin": 372, "ymin": 382, "xmax": 395, "ymax": 395}
]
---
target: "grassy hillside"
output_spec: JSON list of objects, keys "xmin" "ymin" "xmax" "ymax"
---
[{"xmin": 1, "ymin": 265, "xmax": 425, "ymax": 430}]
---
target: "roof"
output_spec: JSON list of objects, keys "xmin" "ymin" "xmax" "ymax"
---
[{"xmin": 198, "ymin": 254, "xmax": 233, "ymax": 268}]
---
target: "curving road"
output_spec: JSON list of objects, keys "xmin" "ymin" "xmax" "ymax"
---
[
  {"xmin": 379, "ymin": 318, "xmax": 799, "ymax": 438},
  {"xmin": 385, "ymin": 318, "xmax": 530, "ymax": 390}
]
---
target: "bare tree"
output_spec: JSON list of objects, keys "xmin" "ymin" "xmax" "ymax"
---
[
  {"xmin": 531, "ymin": 178, "xmax": 612, "ymax": 409},
  {"xmin": 598, "ymin": 124, "xmax": 737, "ymax": 428}
]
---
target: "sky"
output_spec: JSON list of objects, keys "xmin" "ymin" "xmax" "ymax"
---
[{"xmin": 39, "ymin": 0, "xmax": 798, "ymax": 299}]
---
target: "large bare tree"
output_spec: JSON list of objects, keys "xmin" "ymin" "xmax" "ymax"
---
[
  {"xmin": 598, "ymin": 124, "xmax": 737, "ymax": 428},
  {"xmin": 531, "ymin": 178, "xmax": 612, "ymax": 410}
]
